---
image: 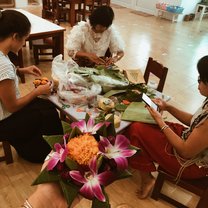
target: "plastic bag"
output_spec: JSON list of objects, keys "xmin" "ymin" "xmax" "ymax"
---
[
  {"xmin": 51, "ymin": 55, "xmax": 79, "ymax": 83},
  {"xmin": 51, "ymin": 55, "xmax": 102, "ymax": 105}
]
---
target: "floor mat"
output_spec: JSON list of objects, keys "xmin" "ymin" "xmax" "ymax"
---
[{"xmin": 130, "ymin": 10, "xmax": 153, "ymax": 17}]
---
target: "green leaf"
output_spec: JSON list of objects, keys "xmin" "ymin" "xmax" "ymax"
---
[
  {"xmin": 92, "ymin": 188, "xmax": 110, "ymax": 208},
  {"xmin": 103, "ymin": 89, "xmax": 127, "ymax": 98},
  {"xmin": 43, "ymin": 135, "xmax": 63, "ymax": 150},
  {"xmin": 61, "ymin": 121, "xmax": 71, "ymax": 134},
  {"xmin": 115, "ymin": 169, "xmax": 132, "ymax": 180},
  {"xmin": 32, "ymin": 168, "xmax": 59, "ymax": 185},
  {"xmin": 65, "ymin": 157, "xmax": 78, "ymax": 170},
  {"xmin": 115, "ymin": 103, "xmax": 127, "ymax": 112},
  {"xmin": 69, "ymin": 126, "xmax": 82, "ymax": 139},
  {"xmin": 60, "ymin": 180, "xmax": 80, "ymax": 207},
  {"xmin": 97, "ymin": 114, "xmax": 116, "ymax": 137},
  {"xmin": 85, "ymin": 113, "xmax": 90, "ymax": 122}
]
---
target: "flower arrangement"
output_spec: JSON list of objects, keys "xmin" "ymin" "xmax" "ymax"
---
[{"xmin": 32, "ymin": 114, "xmax": 139, "ymax": 207}]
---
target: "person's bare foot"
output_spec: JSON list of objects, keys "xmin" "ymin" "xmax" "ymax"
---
[{"xmin": 136, "ymin": 176, "xmax": 155, "ymax": 199}]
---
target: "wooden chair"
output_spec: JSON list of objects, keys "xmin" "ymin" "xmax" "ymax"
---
[
  {"xmin": 56, "ymin": 0, "xmax": 70, "ymax": 22},
  {"xmin": 151, "ymin": 167, "xmax": 208, "ymax": 208},
  {"xmin": 144, "ymin": 57, "xmax": 168, "ymax": 92},
  {"xmin": 42, "ymin": 0, "xmax": 59, "ymax": 23},
  {"xmin": 94, "ymin": 0, "xmax": 110, "ymax": 7},
  {"xmin": 32, "ymin": 38, "xmax": 55, "ymax": 65},
  {"xmin": 76, "ymin": 0, "xmax": 95, "ymax": 22},
  {"xmin": 0, "ymin": 141, "xmax": 13, "ymax": 164}
]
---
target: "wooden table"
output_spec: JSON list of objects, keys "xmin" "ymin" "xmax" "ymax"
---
[
  {"xmin": 48, "ymin": 94, "xmax": 131, "ymax": 133},
  {"xmin": 48, "ymin": 89, "xmax": 170, "ymax": 133},
  {"xmin": 16, "ymin": 9, "xmax": 66, "ymax": 82}
]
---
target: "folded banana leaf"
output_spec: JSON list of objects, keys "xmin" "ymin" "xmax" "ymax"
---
[{"xmin": 121, "ymin": 102, "xmax": 156, "ymax": 124}]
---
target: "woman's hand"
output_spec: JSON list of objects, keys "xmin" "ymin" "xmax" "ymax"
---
[
  {"xmin": 34, "ymin": 82, "xmax": 53, "ymax": 96},
  {"xmin": 19, "ymin": 65, "xmax": 42, "ymax": 77},
  {"xmin": 146, "ymin": 105, "xmax": 163, "ymax": 124},
  {"xmin": 87, "ymin": 53, "xmax": 106, "ymax": 65},
  {"xmin": 105, "ymin": 57, "xmax": 115, "ymax": 66},
  {"xmin": 152, "ymin": 98, "xmax": 169, "ymax": 111}
]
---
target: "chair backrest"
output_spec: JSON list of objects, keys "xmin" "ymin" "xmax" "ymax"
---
[
  {"xmin": 94, "ymin": 0, "xmax": 110, "ymax": 6},
  {"xmin": 151, "ymin": 167, "xmax": 208, "ymax": 208},
  {"xmin": 144, "ymin": 57, "xmax": 168, "ymax": 92},
  {"xmin": 42, "ymin": 0, "xmax": 58, "ymax": 22},
  {"xmin": 76, "ymin": 0, "xmax": 95, "ymax": 21}
]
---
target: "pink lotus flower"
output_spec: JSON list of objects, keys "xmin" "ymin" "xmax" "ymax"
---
[
  {"xmin": 71, "ymin": 117, "xmax": 106, "ymax": 134},
  {"xmin": 47, "ymin": 137, "xmax": 68, "ymax": 171},
  {"xmin": 99, "ymin": 134, "xmax": 137, "ymax": 170},
  {"xmin": 69, "ymin": 157, "xmax": 113, "ymax": 202}
]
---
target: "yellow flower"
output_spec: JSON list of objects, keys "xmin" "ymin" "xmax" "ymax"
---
[{"xmin": 67, "ymin": 134, "xmax": 99, "ymax": 165}]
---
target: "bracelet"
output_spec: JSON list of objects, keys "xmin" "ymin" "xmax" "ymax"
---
[
  {"xmin": 161, "ymin": 125, "xmax": 169, "ymax": 132},
  {"xmin": 22, "ymin": 199, "xmax": 33, "ymax": 208}
]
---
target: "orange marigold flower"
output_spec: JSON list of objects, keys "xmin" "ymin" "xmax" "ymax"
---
[{"xmin": 67, "ymin": 133, "xmax": 99, "ymax": 165}]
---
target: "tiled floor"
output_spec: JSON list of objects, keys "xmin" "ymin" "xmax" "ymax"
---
[{"xmin": 1, "ymin": 3, "xmax": 208, "ymax": 208}]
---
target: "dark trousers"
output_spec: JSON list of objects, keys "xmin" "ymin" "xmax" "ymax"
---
[{"xmin": 0, "ymin": 98, "xmax": 63, "ymax": 163}]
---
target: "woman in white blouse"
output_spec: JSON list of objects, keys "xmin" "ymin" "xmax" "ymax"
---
[{"xmin": 66, "ymin": 6, "xmax": 124, "ymax": 67}]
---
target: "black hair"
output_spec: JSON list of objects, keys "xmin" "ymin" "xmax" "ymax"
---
[
  {"xmin": 89, "ymin": 6, "xmax": 114, "ymax": 28},
  {"xmin": 0, "ymin": 10, "xmax": 31, "ymax": 41},
  {"xmin": 197, "ymin": 56, "xmax": 208, "ymax": 84}
]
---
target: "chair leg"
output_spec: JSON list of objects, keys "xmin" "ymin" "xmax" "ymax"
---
[
  {"xmin": 33, "ymin": 47, "xmax": 39, "ymax": 65},
  {"xmin": 2, "ymin": 141, "xmax": 13, "ymax": 164},
  {"xmin": 151, "ymin": 172, "xmax": 165, "ymax": 200},
  {"xmin": 196, "ymin": 188, "xmax": 208, "ymax": 208}
]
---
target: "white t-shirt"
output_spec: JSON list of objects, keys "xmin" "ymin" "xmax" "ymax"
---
[
  {"xmin": 0, "ymin": 51, "xmax": 20, "ymax": 121},
  {"xmin": 66, "ymin": 21, "xmax": 125, "ymax": 58}
]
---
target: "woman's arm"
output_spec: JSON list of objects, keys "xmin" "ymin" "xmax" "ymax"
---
[
  {"xmin": 153, "ymin": 98, "xmax": 193, "ymax": 126},
  {"xmin": 166, "ymin": 104, "xmax": 193, "ymax": 126},
  {"xmin": 0, "ymin": 79, "xmax": 52, "ymax": 113},
  {"xmin": 18, "ymin": 65, "xmax": 42, "ymax": 77},
  {"xmin": 147, "ymin": 106, "xmax": 208, "ymax": 159},
  {"xmin": 75, "ymin": 51, "xmax": 106, "ymax": 65}
]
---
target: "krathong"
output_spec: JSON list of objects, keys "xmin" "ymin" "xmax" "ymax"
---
[{"xmin": 32, "ymin": 114, "xmax": 140, "ymax": 207}]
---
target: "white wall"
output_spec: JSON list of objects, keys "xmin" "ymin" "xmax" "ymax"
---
[
  {"xmin": 15, "ymin": 0, "xmax": 27, "ymax": 8},
  {"xmin": 134, "ymin": 0, "xmax": 157, "ymax": 15},
  {"xmin": 112, "ymin": 0, "xmax": 201, "ymax": 21},
  {"xmin": 112, "ymin": 0, "xmax": 134, "ymax": 8},
  {"xmin": 181, "ymin": 0, "xmax": 201, "ymax": 14}
]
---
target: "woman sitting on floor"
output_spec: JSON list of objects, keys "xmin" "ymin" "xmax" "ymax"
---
[
  {"xmin": 125, "ymin": 55, "xmax": 208, "ymax": 199},
  {"xmin": 66, "ymin": 6, "xmax": 124, "ymax": 67},
  {"xmin": 0, "ymin": 10, "xmax": 63, "ymax": 163}
]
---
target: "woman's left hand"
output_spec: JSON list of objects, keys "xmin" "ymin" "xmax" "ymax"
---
[
  {"xmin": 19, "ymin": 65, "xmax": 42, "ymax": 77},
  {"xmin": 146, "ymin": 105, "xmax": 163, "ymax": 124}
]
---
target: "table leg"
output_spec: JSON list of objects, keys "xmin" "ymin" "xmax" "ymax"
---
[
  {"xmin": 17, "ymin": 50, "xmax": 25, "ymax": 83},
  {"xmin": 54, "ymin": 31, "xmax": 64, "ymax": 59}
]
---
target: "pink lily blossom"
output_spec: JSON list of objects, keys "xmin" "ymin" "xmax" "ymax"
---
[
  {"xmin": 69, "ymin": 157, "xmax": 113, "ymax": 202},
  {"xmin": 99, "ymin": 134, "xmax": 137, "ymax": 170},
  {"xmin": 71, "ymin": 117, "xmax": 106, "ymax": 134},
  {"xmin": 47, "ymin": 137, "xmax": 68, "ymax": 171}
]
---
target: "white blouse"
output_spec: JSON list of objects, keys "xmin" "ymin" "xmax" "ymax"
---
[
  {"xmin": 66, "ymin": 21, "xmax": 125, "ymax": 58},
  {"xmin": 0, "ymin": 51, "xmax": 20, "ymax": 121}
]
